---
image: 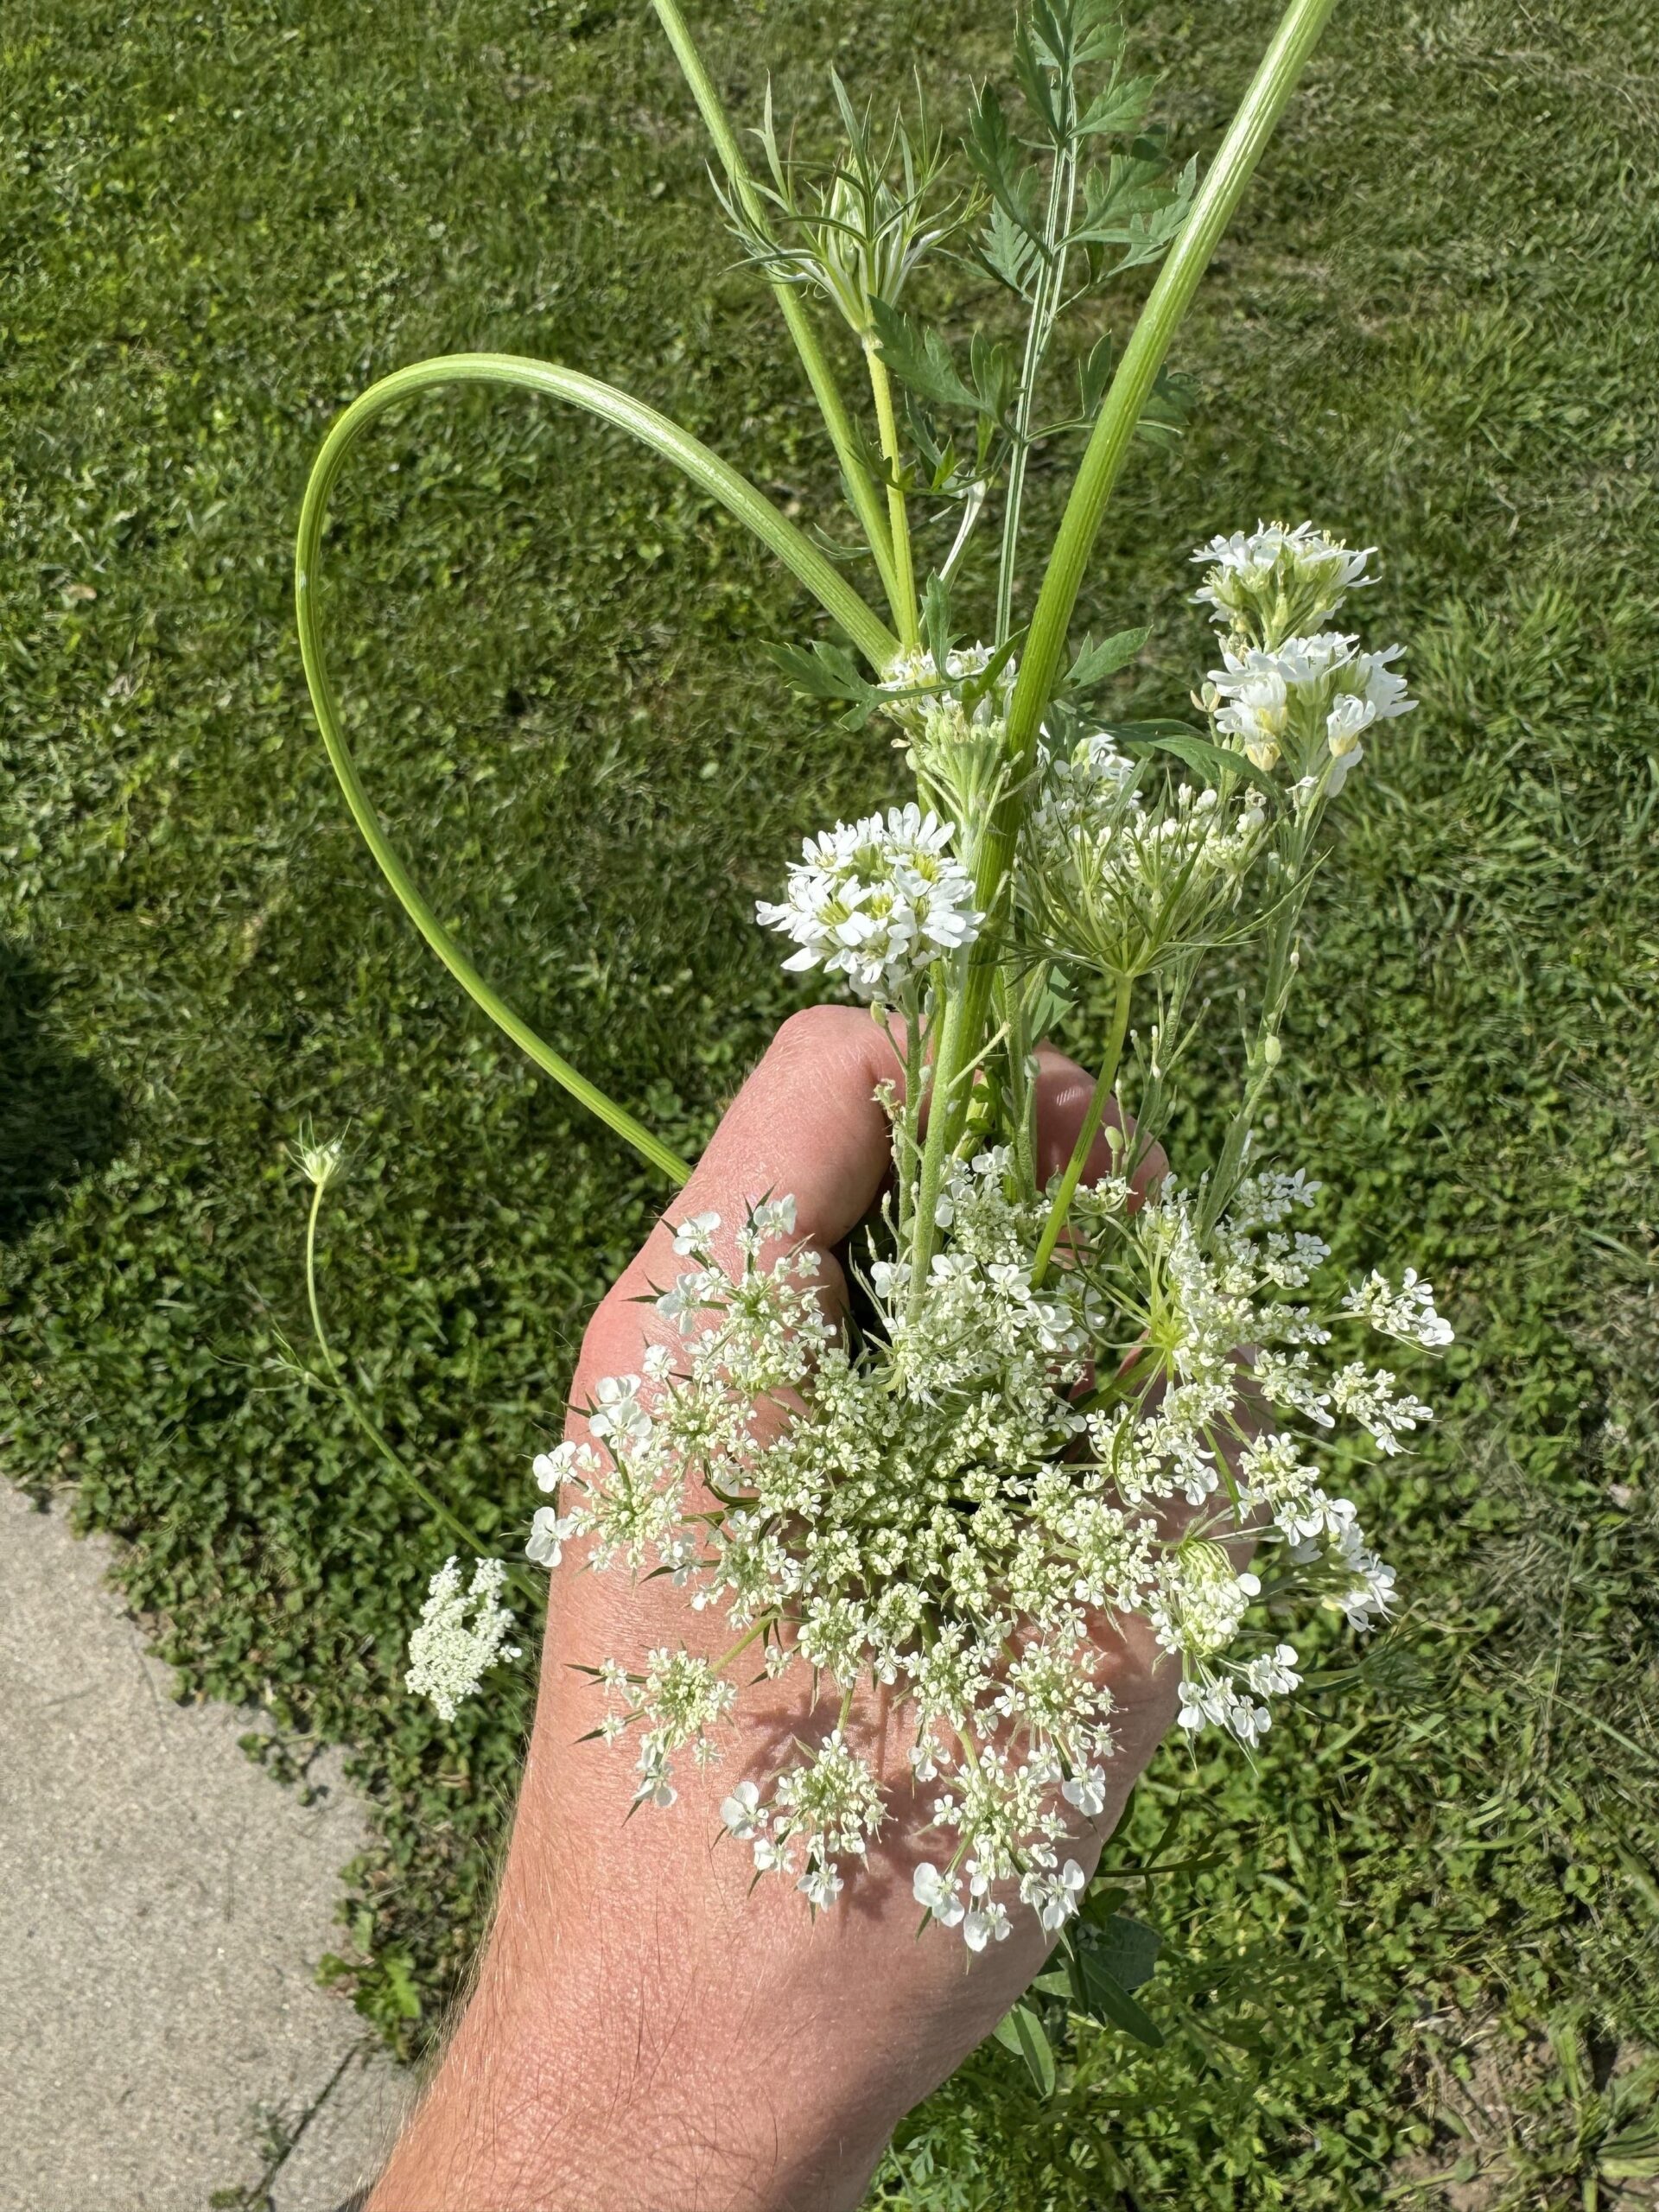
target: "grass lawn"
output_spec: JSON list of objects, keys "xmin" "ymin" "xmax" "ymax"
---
[{"xmin": 3, "ymin": 0, "xmax": 1657, "ymax": 2202}]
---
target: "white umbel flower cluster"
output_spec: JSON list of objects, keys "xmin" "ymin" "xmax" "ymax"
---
[
  {"xmin": 1191, "ymin": 519, "xmax": 1375, "ymax": 636},
  {"xmin": 1192, "ymin": 519, "xmax": 1414, "ymax": 796},
  {"xmin": 518, "ymin": 1156, "xmax": 1449, "ymax": 1948},
  {"xmin": 1209, "ymin": 632, "xmax": 1414, "ymax": 792},
  {"xmin": 756, "ymin": 804, "xmax": 982, "ymax": 1001},
  {"xmin": 404, "ymin": 1556, "xmax": 520, "ymax": 1724}
]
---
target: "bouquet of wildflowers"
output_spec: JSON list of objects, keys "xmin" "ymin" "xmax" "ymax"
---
[{"xmin": 296, "ymin": 0, "xmax": 1450, "ymax": 1996}]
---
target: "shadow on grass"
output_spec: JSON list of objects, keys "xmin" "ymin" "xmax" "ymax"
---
[{"xmin": 0, "ymin": 938, "xmax": 123, "ymax": 1243}]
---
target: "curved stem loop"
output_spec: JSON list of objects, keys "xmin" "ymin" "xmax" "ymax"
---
[{"xmin": 294, "ymin": 352, "xmax": 899, "ymax": 1187}]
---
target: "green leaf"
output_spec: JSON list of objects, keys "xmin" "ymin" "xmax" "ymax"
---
[
  {"xmin": 1600, "ymin": 2121, "xmax": 1659, "ymax": 2183},
  {"xmin": 868, "ymin": 300, "xmax": 980, "ymax": 414},
  {"xmin": 969, "ymin": 330, "xmax": 1018, "ymax": 425},
  {"xmin": 1077, "ymin": 75, "xmax": 1154, "ymax": 139},
  {"xmin": 921, "ymin": 573, "xmax": 957, "ymax": 675},
  {"xmin": 762, "ymin": 639, "xmax": 874, "ymax": 705},
  {"xmin": 1024, "ymin": 965, "xmax": 1074, "ymax": 1039},
  {"xmin": 980, "ymin": 200, "xmax": 1042, "ymax": 297},
  {"xmin": 1068, "ymin": 1923, "xmax": 1164, "ymax": 2047},
  {"xmin": 1093, "ymin": 1910, "xmax": 1163, "ymax": 1993},
  {"xmin": 992, "ymin": 2001, "xmax": 1057, "ymax": 2095},
  {"xmin": 1012, "ymin": 17, "xmax": 1062, "ymax": 146},
  {"xmin": 1064, "ymin": 625, "xmax": 1148, "ymax": 693},
  {"xmin": 963, "ymin": 84, "xmax": 1029, "ymax": 225},
  {"xmin": 1111, "ymin": 722, "xmax": 1282, "ymax": 804},
  {"xmin": 1077, "ymin": 331, "xmax": 1116, "ymax": 417}
]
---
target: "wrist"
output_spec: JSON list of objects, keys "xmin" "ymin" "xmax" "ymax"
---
[{"xmin": 369, "ymin": 1819, "xmax": 906, "ymax": 2212}]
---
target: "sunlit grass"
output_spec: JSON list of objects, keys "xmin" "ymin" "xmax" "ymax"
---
[{"xmin": 3, "ymin": 0, "xmax": 1656, "ymax": 2202}]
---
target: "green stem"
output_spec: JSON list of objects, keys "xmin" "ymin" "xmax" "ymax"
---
[
  {"xmin": 1030, "ymin": 972, "xmax": 1131, "ymax": 1283},
  {"xmin": 898, "ymin": 1007, "xmax": 927, "ymax": 1242},
  {"xmin": 651, "ymin": 0, "xmax": 905, "ymax": 635},
  {"xmin": 995, "ymin": 88, "xmax": 1079, "ymax": 646},
  {"xmin": 953, "ymin": 0, "xmax": 1343, "ymax": 1118},
  {"xmin": 905, "ymin": 962, "xmax": 982, "ymax": 1319},
  {"xmin": 295, "ymin": 353, "xmax": 899, "ymax": 1188},
  {"xmin": 1199, "ymin": 817, "xmax": 1314, "ymax": 1230},
  {"xmin": 863, "ymin": 339, "xmax": 918, "ymax": 649},
  {"xmin": 710, "ymin": 1613, "xmax": 777, "ymax": 1678},
  {"xmin": 304, "ymin": 1180, "xmax": 496, "ymax": 1560}
]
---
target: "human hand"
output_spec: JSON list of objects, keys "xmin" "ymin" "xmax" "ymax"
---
[{"xmin": 370, "ymin": 1006, "xmax": 1178, "ymax": 2212}]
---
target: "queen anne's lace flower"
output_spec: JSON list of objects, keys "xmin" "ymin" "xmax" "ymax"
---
[
  {"xmin": 757, "ymin": 804, "xmax": 982, "ymax": 1001},
  {"xmin": 404, "ymin": 1558, "xmax": 519, "ymax": 1723},
  {"xmin": 476, "ymin": 1153, "xmax": 1451, "ymax": 1945},
  {"xmin": 394, "ymin": 513, "xmax": 1448, "ymax": 1958}
]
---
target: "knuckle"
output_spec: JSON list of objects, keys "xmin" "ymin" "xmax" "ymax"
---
[{"xmin": 770, "ymin": 1001, "xmax": 866, "ymax": 1067}]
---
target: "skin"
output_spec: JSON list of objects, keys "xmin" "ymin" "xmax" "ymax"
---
[{"xmin": 369, "ymin": 1004, "xmax": 1184, "ymax": 2212}]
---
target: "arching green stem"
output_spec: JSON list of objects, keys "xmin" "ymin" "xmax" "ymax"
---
[
  {"xmin": 294, "ymin": 353, "xmax": 899, "ymax": 1187},
  {"xmin": 651, "ymin": 0, "xmax": 905, "ymax": 637},
  {"xmin": 304, "ymin": 1177, "xmax": 496, "ymax": 1561}
]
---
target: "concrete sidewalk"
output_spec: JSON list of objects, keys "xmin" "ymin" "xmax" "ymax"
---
[{"xmin": 0, "ymin": 1481, "xmax": 412, "ymax": 2210}]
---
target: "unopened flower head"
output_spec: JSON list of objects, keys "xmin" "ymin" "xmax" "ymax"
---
[
  {"xmin": 290, "ymin": 1123, "xmax": 346, "ymax": 1190},
  {"xmin": 757, "ymin": 804, "xmax": 982, "ymax": 1001},
  {"xmin": 731, "ymin": 85, "xmax": 962, "ymax": 338},
  {"xmin": 1192, "ymin": 519, "xmax": 1376, "ymax": 645}
]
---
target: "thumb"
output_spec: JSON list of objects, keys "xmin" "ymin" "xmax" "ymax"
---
[{"xmin": 603, "ymin": 1004, "xmax": 902, "ymax": 1316}]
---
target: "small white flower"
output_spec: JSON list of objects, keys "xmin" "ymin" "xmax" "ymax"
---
[
  {"xmin": 589, "ymin": 1373, "xmax": 651, "ymax": 1447},
  {"xmin": 913, "ymin": 1860, "xmax": 967, "ymax": 1927},
  {"xmin": 525, "ymin": 1506, "xmax": 579, "ymax": 1568},
  {"xmin": 757, "ymin": 805, "xmax": 982, "ymax": 1001},
  {"xmin": 962, "ymin": 1900, "xmax": 1012, "ymax": 1951},
  {"xmin": 1246, "ymin": 1643, "xmax": 1302, "ymax": 1697},
  {"xmin": 633, "ymin": 1744, "xmax": 677, "ymax": 1809},
  {"xmin": 532, "ymin": 1439, "xmax": 601, "ymax": 1494},
  {"xmin": 1061, "ymin": 1764, "xmax": 1108, "ymax": 1817},
  {"xmin": 798, "ymin": 1859, "xmax": 844, "ymax": 1909},
  {"xmin": 750, "ymin": 1194, "xmax": 798, "ymax": 1241},
  {"xmin": 671, "ymin": 1209, "xmax": 721, "ymax": 1257},
  {"xmin": 1230, "ymin": 1698, "xmax": 1273, "ymax": 1748},
  {"xmin": 721, "ymin": 1779, "xmax": 765, "ymax": 1839}
]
